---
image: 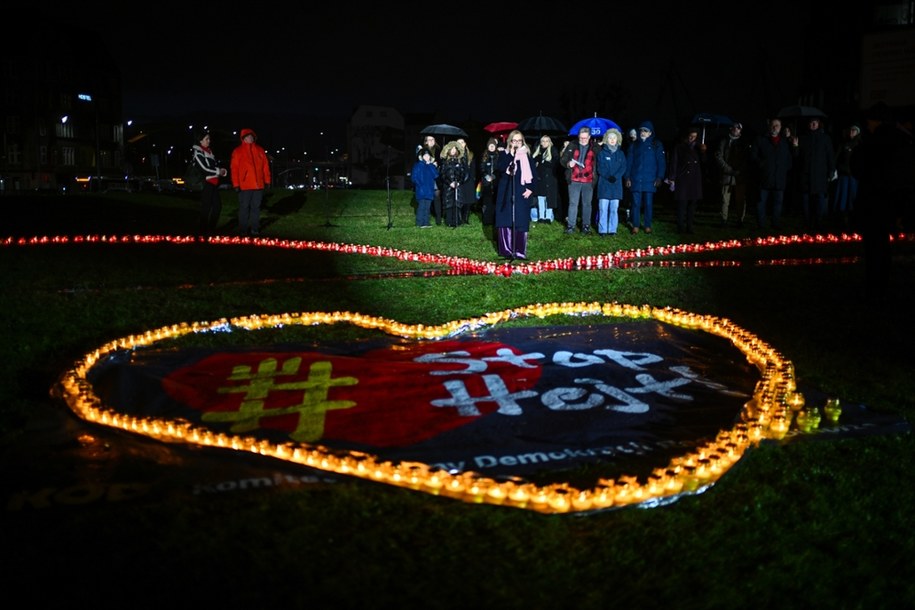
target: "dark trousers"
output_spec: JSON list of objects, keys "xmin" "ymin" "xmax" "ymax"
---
[{"xmin": 198, "ymin": 182, "xmax": 222, "ymax": 234}]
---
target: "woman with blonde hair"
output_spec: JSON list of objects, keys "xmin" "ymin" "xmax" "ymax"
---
[
  {"xmin": 531, "ymin": 135, "xmax": 560, "ymax": 223},
  {"xmin": 595, "ymin": 128, "xmax": 627, "ymax": 236},
  {"xmin": 494, "ymin": 130, "xmax": 537, "ymax": 258}
]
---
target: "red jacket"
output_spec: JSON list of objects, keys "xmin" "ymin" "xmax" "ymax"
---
[{"xmin": 230, "ymin": 128, "xmax": 271, "ymax": 190}]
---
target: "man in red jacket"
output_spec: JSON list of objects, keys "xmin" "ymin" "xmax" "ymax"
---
[{"xmin": 230, "ymin": 127, "xmax": 272, "ymax": 236}]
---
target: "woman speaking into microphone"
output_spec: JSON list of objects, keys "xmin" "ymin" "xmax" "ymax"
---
[{"xmin": 494, "ymin": 130, "xmax": 537, "ymax": 260}]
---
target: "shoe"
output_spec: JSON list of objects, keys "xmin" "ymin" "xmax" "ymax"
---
[
  {"xmin": 564, "ymin": 227, "xmax": 575, "ymax": 235},
  {"xmin": 419, "ymin": 224, "xmax": 432, "ymax": 229},
  {"xmin": 631, "ymin": 227, "xmax": 639, "ymax": 234},
  {"xmin": 644, "ymin": 227, "xmax": 652, "ymax": 234},
  {"xmin": 582, "ymin": 226, "xmax": 591, "ymax": 235}
]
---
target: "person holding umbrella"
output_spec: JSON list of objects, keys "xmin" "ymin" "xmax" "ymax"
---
[{"xmin": 494, "ymin": 129, "xmax": 537, "ymax": 259}]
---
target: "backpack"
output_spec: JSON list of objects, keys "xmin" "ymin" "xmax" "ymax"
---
[{"xmin": 184, "ymin": 158, "xmax": 205, "ymax": 191}]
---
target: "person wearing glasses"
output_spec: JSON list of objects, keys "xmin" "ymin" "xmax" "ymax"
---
[
  {"xmin": 494, "ymin": 130, "xmax": 537, "ymax": 258},
  {"xmin": 624, "ymin": 121, "xmax": 666, "ymax": 234},
  {"xmin": 560, "ymin": 126, "xmax": 599, "ymax": 234}
]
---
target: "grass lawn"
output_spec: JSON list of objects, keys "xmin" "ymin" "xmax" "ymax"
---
[{"xmin": 1, "ymin": 187, "xmax": 913, "ymax": 609}]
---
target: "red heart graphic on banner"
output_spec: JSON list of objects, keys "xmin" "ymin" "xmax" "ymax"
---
[{"xmin": 163, "ymin": 340, "xmax": 543, "ymax": 447}]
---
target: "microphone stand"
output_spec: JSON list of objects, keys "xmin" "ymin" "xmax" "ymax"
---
[
  {"xmin": 385, "ymin": 145, "xmax": 393, "ymax": 230},
  {"xmin": 509, "ymin": 150, "xmax": 516, "ymax": 263}
]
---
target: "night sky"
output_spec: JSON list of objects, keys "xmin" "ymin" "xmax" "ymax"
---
[{"xmin": 39, "ymin": 3, "xmax": 865, "ymax": 151}]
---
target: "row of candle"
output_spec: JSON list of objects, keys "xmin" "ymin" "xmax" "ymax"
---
[
  {"xmin": 6, "ymin": 231, "xmax": 902, "ymax": 278},
  {"xmin": 54, "ymin": 300, "xmax": 841, "ymax": 514}
]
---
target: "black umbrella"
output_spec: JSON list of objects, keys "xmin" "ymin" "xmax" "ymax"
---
[
  {"xmin": 517, "ymin": 114, "xmax": 567, "ymax": 135},
  {"xmin": 692, "ymin": 112, "xmax": 734, "ymax": 144},
  {"xmin": 420, "ymin": 123, "xmax": 468, "ymax": 137},
  {"xmin": 777, "ymin": 105, "xmax": 826, "ymax": 119}
]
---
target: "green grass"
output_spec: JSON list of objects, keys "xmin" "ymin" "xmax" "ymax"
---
[{"xmin": 2, "ymin": 188, "xmax": 914, "ymax": 609}]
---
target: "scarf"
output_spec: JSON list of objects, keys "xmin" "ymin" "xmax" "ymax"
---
[{"xmin": 512, "ymin": 148, "xmax": 534, "ymax": 185}]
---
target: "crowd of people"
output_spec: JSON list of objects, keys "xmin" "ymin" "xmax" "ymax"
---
[
  {"xmin": 409, "ymin": 108, "xmax": 913, "ymax": 260},
  {"xmin": 186, "ymin": 109, "xmax": 912, "ymax": 283}
]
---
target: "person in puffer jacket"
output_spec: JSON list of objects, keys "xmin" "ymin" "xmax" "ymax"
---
[
  {"xmin": 624, "ymin": 120, "xmax": 666, "ymax": 234},
  {"xmin": 230, "ymin": 127, "xmax": 271, "ymax": 236}
]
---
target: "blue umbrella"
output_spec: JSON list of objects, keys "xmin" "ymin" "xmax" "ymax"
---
[{"xmin": 568, "ymin": 115, "xmax": 620, "ymax": 137}]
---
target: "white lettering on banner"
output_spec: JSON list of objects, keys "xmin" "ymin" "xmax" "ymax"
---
[
  {"xmin": 545, "ymin": 378, "xmax": 650, "ymax": 413},
  {"xmin": 626, "ymin": 373, "xmax": 693, "ymax": 400},
  {"xmin": 416, "ymin": 348, "xmax": 545, "ymax": 375},
  {"xmin": 431, "ymin": 374, "xmax": 539, "ymax": 416},
  {"xmin": 591, "ymin": 349, "xmax": 664, "ymax": 371},
  {"xmin": 472, "ymin": 441, "xmax": 667, "ymax": 470},
  {"xmin": 540, "ymin": 384, "xmax": 606, "ymax": 411},
  {"xmin": 416, "ymin": 347, "xmax": 737, "ymax": 418},
  {"xmin": 551, "ymin": 351, "xmax": 605, "ymax": 367}
]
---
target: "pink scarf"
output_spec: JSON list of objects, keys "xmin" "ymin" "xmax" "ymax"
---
[{"xmin": 510, "ymin": 148, "xmax": 534, "ymax": 185}]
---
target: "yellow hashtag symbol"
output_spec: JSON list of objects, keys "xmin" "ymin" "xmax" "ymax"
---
[{"xmin": 207, "ymin": 356, "xmax": 358, "ymax": 441}]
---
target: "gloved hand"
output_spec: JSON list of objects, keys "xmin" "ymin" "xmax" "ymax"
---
[
  {"xmin": 653, "ymin": 179, "xmax": 661, "ymax": 188},
  {"xmin": 234, "ymin": 187, "xmax": 240, "ymax": 193},
  {"xmin": 265, "ymin": 183, "xmax": 271, "ymax": 190},
  {"xmin": 829, "ymin": 171, "xmax": 837, "ymax": 182},
  {"xmin": 608, "ymin": 175, "xmax": 616, "ymax": 183}
]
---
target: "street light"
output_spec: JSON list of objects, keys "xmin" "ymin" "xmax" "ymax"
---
[{"xmin": 77, "ymin": 93, "xmax": 100, "ymax": 187}]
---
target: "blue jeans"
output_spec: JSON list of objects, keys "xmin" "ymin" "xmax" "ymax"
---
[
  {"xmin": 832, "ymin": 175, "xmax": 858, "ymax": 213},
  {"xmin": 630, "ymin": 191, "xmax": 654, "ymax": 229},
  {"xmin": 596, "ymin": 199, "xmax": 620, "ymax": 234},
  {"xmin": 416, "ymin": 198, "xmax": 432, "ymax": 226}
]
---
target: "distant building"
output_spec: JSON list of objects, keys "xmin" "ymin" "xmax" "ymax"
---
[
  {"xmin": 347, "ymin": 105, "xmax": 406, "ymax": 188},
  {"xmin": 1, "ymin": 21, "xmax": 125, "ymax": 193}
]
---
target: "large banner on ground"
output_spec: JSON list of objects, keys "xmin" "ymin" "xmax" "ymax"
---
[{"xmin": 87, "ymin": 322, "xmax": 904, "ymax": 486}]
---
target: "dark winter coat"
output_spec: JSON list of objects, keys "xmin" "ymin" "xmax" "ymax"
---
[
  {"xmin": 667, "ymin": 138, "xmax": 705, "ymax": 201},
  {"xmin": 625, "ymin": 123, "xmax": 666, "ymax": 193},
  {"xmin": 459, "ymin": 151, "xmax": 477, "ymax": 205},
  {"xmin": 715, "ymin": 134, "xmax": 751, "ymax": 186},
  {"xmin": 494, "ymin": 149, "xmax": 538, "ymax": 231},
  {"xmin": 533, "ymin": 145, "xmax": 561, "ymax": 209},
  {"xmin": 595, "ymin": 144, "xmax": 627, "ymax": 201},
  {"xmin": 834, "ymin": 132, "xmax": 861, "ymax": 177},
  {"xmin": 795, "ymin": 128, "xmax": 835, "ymax": 195},
  {"xmin": 752, "ymin": 134, "xmax": 793, "ymax": 191}
]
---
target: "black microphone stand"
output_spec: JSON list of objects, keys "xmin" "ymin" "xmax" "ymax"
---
[
  {"xmin": 509, "ymin": 150, "xmax": 516, "ymax": 263},
  {"xmin": 385, "ymin": 145, "xmax": 393, "ymax": 230}
]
